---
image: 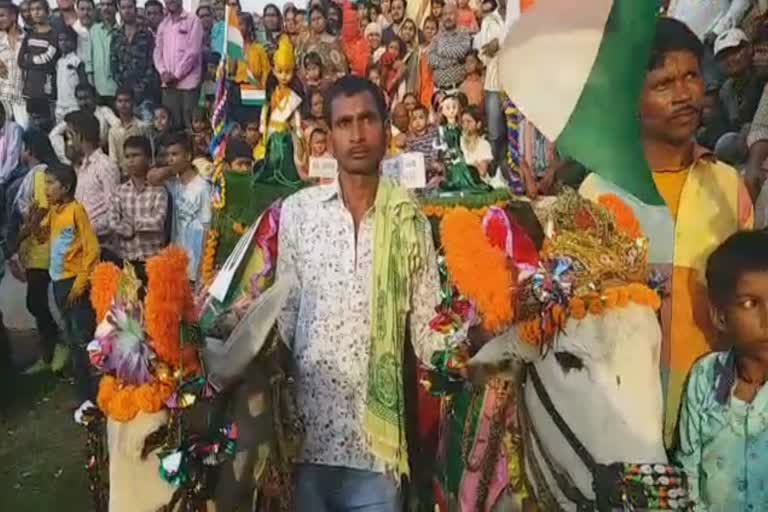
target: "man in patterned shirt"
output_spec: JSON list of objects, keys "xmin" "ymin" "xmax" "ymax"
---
[
  {"xmin": 111, "ymin": 0, "xmax": 160, "ymax": 106},
  {"xmin": 108, "ymin": 135, "xmax": 168, "ymax": 283},
  {"xmin": 276, "ymin": 76, "xmax": 445, "ymax": 511},
  {"xmin": 428, "ymin": 0, "xmax": 472, "ymax": 92}
]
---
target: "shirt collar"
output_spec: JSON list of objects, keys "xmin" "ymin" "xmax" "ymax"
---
[
  {"xmin": 319, "ymin": 178, "xmax": 341, "ymax": 202},
  {"xmin": 81, "ymin": 148, "xmax": 106, "ymax": 169},
  {"xmin": 714, "ymin": 350, "xmax": 736, "ymax": 405}
]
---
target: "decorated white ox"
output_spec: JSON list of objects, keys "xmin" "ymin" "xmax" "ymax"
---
[
  {"xmin": 474, "ymin": 302, "xmax": 681, "ymax": 511},
  {"xmin": 469, "ymin": 191, "xmax": 690, "ymax": 511}
]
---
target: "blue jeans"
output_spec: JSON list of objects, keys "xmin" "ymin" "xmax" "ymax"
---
[{"xmin": 295, "ymin": 464, "xmax": 400, "ymax": 512}]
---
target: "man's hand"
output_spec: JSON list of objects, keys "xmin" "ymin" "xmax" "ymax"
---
[
  {"xmin": 67, "ymin": 281, "xmax": 87, "ymax": 306},
  {"xmin": 0, "ymin": 60, "xmax": 8, "ymax": 79},
  {"xmin": 8, "ymin": 257, "xmax": 25, "ymax": 282},
  {"xmin": 160, "ymin": 71, "xmax": 176, "ymax": 86},
  {"xmin": 482, "ymin": 39, "xmax": 500, "ymax": 58},
  {"xmin": 703, "ymin": 31, "xmax": 717, "ymax": 48},
  {"xmin": 147, "ymin": 166, "xmax": 173, "ymax": 185},
  {"xmin": 117, "ymin": 221, "xmax": 134, "ymax": 239}
]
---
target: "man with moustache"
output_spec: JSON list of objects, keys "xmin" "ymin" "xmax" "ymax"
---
[{"xmin": 579, "ymin": 17, "xmax": 753, "ymax": 449}]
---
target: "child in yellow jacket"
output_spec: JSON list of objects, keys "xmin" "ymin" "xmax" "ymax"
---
[{"xmin": 45, "ymin": 163, "xmax": 100, "ymax": 402}]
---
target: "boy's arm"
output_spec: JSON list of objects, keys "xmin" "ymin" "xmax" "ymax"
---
[
  {"xmin": 673, "ymin": 361, "xmax": 708, "ymax": 511},
  {"xmin": 70, "ymin": 205, "xmax": 101, "ymax": 302},
  {"xmin": 134, "ymin": 187, "xmax": 168, "ymax": 233},
  {"xmin": 147, "ymin": 166, "xmax": 177, "ymax": 186},
  {"xmin": 49, "ymin": 122, "xmax": 70, "ymax": 164},
  {"xmin": 76, "ymin": 61, "xmax": 88, "ymax": 86},
  {"xmin": 108, "ymin": 189, "xmax": 133, "ymax": 239}
]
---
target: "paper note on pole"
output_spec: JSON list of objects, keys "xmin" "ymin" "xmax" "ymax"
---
[
  {"xmin": 309, "ymin": 157, "xmax": 338, "ymax": 178},
  {"xmin": 381, "ymin": 153, "xmax": 426, "ymax": 189}
]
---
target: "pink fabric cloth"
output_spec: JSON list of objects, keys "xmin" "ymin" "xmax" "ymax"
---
[
  {"xmin": 458, "ymin": 385, "xmax": 512, "ymax": 512},
  {"xmin": 153, "ymin": 11, "xmax": 204, "ymax": 91}
]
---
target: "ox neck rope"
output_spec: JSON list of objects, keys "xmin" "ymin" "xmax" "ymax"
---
[{"xmin": 520, "ymin": 365, "xmax": 691, "ymax": 512}]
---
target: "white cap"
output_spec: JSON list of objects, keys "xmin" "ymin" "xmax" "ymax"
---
[{"xmin": 714, "ymin": 28, "xmax": 749, "ymax": 57}]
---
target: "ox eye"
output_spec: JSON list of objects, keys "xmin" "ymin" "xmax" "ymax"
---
[{"xmin": 554, "ymin": 351, "xmax": 584, "ymax": 373}]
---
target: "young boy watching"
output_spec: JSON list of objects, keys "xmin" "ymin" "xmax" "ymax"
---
[
  {"xmin": 676, "ymin": 230, "xmax": 768, "ymax": 509},
  {"xmin": 226, "ymin": 138, "xmax": 255, "ymax": 173},
  {"xmin": 148, "ymin": 133, "xmax": 211, "ymax": 284},
  {"xmin": 46, "ymin": 163, "xmax": 100, "ymax": 402},
  {"xmin": 108, "ymin": 135, "xmax": 169, "ymax": 284}
]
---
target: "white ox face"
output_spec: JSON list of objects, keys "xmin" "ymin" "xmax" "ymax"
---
[{"xmin": 472, "ymin": 302, "xmax": 667, "ymax": 505}]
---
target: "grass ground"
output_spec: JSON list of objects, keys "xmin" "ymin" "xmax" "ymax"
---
[{"xmin": 0, "ymin": 331, "xmax": 90, "ymax": 511}]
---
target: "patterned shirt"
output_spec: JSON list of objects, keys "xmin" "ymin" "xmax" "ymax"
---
[
  {"xmin": 74, "ymin": 148, "xmax": 120, "ymax": 240},
  {"xmin": 675, "ymin": 351, "xmax": 768, "ymax": 512},
  {"xmin": 108, "ymin": 179, "xmax": 168, "ymax": 262},
  {"xmin": 0, "ymin": 31, "xmax": 24, "ymax": 106},
  {"xmin": 428, "ymin": 29, "xmax": 472, "ymax": 90},
  {"xmin": 110, "ymin": 25, "xmax": 159, "ymax": 99},
  {"xmin": 276, "ymin": 182, "xmax": 444, "ymax": 472}
]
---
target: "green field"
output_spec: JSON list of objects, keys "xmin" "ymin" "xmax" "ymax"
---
[{"xmin": 1, "ymin": 334, "xmax": 90, "ymax": 511}]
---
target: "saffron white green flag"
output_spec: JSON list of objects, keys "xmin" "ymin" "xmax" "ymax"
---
[
  {"xmin": 225, "ymin": 9, "xmax": 244, "ymax": 60},
  {"xmin": 499, "ymin": 0, "xmax": 663, "ymax": 205}
]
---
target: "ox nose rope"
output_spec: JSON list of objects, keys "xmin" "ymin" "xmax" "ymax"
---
[{"xmin": 521, "ymin": 365, "xmax": 692, "ymax": 511}]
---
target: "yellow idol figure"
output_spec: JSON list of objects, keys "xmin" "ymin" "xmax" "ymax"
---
[{"xmin": 253, "ymin": 35, "xmax": 306, "ymax": 188}]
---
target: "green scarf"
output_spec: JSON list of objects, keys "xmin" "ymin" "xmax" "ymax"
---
[{"xmin": 365, "ymin": 178, "xmax": 428, "ymax": 478}]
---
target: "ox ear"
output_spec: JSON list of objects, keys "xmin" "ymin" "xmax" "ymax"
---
[
  {"xmin": 468, "ymin": 326, "xmax": 540, "ymax": 367},
  {"xmin": 203, "ymin": 273, "xmax": 296, "ymax": 391}
]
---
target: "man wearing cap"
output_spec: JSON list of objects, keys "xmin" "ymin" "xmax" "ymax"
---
[{"xmin": 707, "ymin": 28, "xmax": 767, "ymax": 167}]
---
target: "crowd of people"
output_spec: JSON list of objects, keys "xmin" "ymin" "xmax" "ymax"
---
[{"xmin": 2, "ymin": 0, "xmax": 768, "ymax": 509}]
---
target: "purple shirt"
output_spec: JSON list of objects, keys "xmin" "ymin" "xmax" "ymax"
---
[{"xmin": 153, "ymin": 11, "xmax": 203, "ymax": 91}]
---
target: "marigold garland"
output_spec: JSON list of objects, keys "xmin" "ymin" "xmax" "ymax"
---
[
  {"xmin": 422, "ymin": 201, "xmax": 509, "ymax": 219},
  {"xmin": 598, "ymin": 194, "xmax": 642, "ymax": 240},
  {"xmin": 441, "ymin": 207, "xmax": 516, "ymax": 332},
  {"xmin": 90, "ymin": 262, "xmax": 122, "ymax": 322},
  {"xmin": 517, "ymin": 284, "xmax": 661, "ymax": 345},
  {"xmin": 97, "ymin": 375, "xmax": 174, "ymax": 422},
  {"xmin": 202, "ymin": 229, "xmax": 219, "ymax": 286},
  {"xmin": 145, "ymin": 246, "xmax": 195, "ymax": 367}
]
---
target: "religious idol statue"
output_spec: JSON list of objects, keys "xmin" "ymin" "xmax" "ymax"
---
[
  {"xmin": 435, "ymin": 95, "xmax": 491, "ymax": 193},
  {"xmin": 253, "ymin": 35, "xmax": 305, "ymax": 188}
]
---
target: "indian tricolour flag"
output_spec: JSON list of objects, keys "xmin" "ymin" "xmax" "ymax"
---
[
  {"xmin": 240, "ymin": 85, "xmax": 266, "ymax": 107},
  {"xmin": 225, "ymin": 8, "xmax": 244, "ymax": 60},
  {"xmin": 499, "ymin": 0, "xmax": 663, "ymax": 205}
]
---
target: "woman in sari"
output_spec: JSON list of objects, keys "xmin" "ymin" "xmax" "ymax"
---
[
  {"xmin": 232, "ymin": 13, "xmax": 270, "ymax": 123},
  {"xmin": 296, "ymin": 6, "xmax": 348, "ymax": 82},
  {"xmin": 397, "ymin": 18, "xmax": 421, "ymax": 97},
  {"xmin": 260, "ymin": 3, "xmax": 283, "ymax": 59},
  {"xmin": 418, "ymin": 16, "xmax": 438, "ymax": 108}
]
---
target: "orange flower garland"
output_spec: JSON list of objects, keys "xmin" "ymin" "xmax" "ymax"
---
[
  {"xmin": 201, "ymin": 229, "xmax": 219, "ymax": 286},
  {"xmin": 598, "ymin": 194, "xmax": 642, "ymax": 240},
  {"xmin": 97, "ymin": 374, "xmax": 174, "ymax": 422},
  {"xmin": 90, "ymin": 262, "xmax": 122, "ymax": 322},
  {"xmin": 422, "ymin": 201, "xmax": 508, "ymax": 220},
  {"xmin": 441, "ymin": 207, "xmax": 516, "ymax": 332},
  {"xmin": 145, "ymin": 246, "xmax": 195, "ymax": 367},
  {"xmin": 517, "ymin": 284, "xmax": 662, "ymax": 345}
]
